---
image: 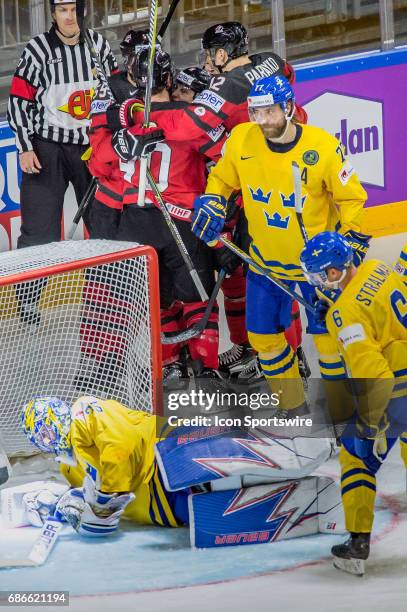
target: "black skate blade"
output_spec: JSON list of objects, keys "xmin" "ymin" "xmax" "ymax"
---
[{"xmin": 333, "ymin": 555, "xmax": 365, "ymax": 576}]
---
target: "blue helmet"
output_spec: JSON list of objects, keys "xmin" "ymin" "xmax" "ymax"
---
[
  {"xmin": 247, "ymin": 75, "xmax": 295, "ymax": 114},
  {"xmin": 22, "ymin": 397, "xmax": 72, "ymax": 458},
  {"xmin": 300, "ymin": 232, "xmax": 354, "ymax": 287}
]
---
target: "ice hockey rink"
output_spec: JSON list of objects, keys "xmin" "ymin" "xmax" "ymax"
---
[{"xmin": 0, "ymin": 232, "xmax": 406, "ymax": 612}]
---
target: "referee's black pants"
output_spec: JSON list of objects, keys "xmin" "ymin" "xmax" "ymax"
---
[{"xmin": 18, "ymin": 137, "xmax": 92, "ymax": 248}]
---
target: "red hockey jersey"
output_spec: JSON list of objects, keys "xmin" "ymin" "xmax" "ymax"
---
[
  {"xmin": 120, "ymin": 100, "xmax": 227, "ymax": 218},
  {"xmin": 89, "ymin": 72, "xmax": 141, "ymax": 209}
]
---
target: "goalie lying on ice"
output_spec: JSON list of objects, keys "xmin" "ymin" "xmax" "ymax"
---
[{"xmin": 19, "ymin": 395, "xmax": 345, "ymax": 547}]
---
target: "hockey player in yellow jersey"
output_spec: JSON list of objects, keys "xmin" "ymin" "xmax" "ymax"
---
[
  {"xmin": 21, "ymin": 396, "xmax": 188, "ymax": 535},
  {"xmin": 301, "ymin": 232, "xmax": 407, "ymax": 575},
  {"xmin": 192, "ymin": 74, "xmax": 370, "ymax": 410}
]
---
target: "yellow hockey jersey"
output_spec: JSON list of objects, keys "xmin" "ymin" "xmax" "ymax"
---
[
  {"xmin": 325, "ymin": 260, "xmax": 407, "ymax": 430},
  {"xmin": 207, "ymin": 122, "xmax": 367, "ymax": 280},
  {"xmin": 59, "ymin": 397, "xmax": 180, "ymax": 527}
]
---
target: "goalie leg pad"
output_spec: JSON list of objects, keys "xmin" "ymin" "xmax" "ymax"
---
[
  {"xmin": 189, "ymin": 476, "xmax": 332, "ymax": 548},
  {"xmin": 155, "ymin": 427, "xmax": 333, "ymax": 491}
]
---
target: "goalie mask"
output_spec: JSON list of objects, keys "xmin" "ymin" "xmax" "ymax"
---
[{"xmin": 22, "ymin": 397, "xmax": 73, "ymax": 459}]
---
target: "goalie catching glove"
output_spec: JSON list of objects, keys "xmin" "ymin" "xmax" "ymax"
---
[
  {"xmin": 112, "ymin": 125, "xmax": 164, "ymax": 162},
  {"xmin": 342, "ymin": 230, "xmax": 371, "ymax": 267},
  {"xmin": 55, "ymin": 475, "xmax": 134, "ymax": 537},
  {"xmin": 191, "ymin": 194, "xmax": 227, "ymax": 244}
]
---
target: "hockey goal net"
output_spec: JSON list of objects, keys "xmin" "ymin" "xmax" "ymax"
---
[{"xmin": 0, "ymin": 240, "xmax": 161, "ymax": 459}]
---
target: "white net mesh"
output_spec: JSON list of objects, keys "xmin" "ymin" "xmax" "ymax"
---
[{"xmin": 0, "ymin": 240, "xmax": 159, "ymax": 457}]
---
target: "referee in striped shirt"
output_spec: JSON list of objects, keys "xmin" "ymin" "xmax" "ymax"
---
[{"xmin": 7, "ymin": 0, "xmax": 118, "ymax": 247}]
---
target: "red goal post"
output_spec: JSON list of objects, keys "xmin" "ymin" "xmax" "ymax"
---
[{"xmin": 0, "ymin": 240, "xmax": 161, "ymax": 458}]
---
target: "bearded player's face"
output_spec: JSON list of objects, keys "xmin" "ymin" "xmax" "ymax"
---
[{"xmin": 249, "ymin": 104, "xmax": 288, "ymax": 140}]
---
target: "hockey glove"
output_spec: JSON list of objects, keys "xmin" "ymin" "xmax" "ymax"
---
[
  {"xmin": 23, "ymin": 484, "xmax": 69, "ymax": 527},
  {"xmin": 213, "ymin": 233, "xmax": 241, "ymax": 275},
  {"xmin": 106, "ymin": 98, "xmax": 144, "ymax": 130},
  {"xmin": 311, "ymin": 287, "xmax": 340, "ymax": 331},
  {"xmin": 191, "ymin": 194, "xmax": 227, "ymax": 244},
  {"xmin": 112, "ymin": 126, "xmax": 164, "ymax": 162},
  {"xmin": 56, "ymin": 477, "xmax": 134, "ymax": 537},
  {"xmin": 342, "ymin": 230, "xmax": 371, "ymax": 267}
]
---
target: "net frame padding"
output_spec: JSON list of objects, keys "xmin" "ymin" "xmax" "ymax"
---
[{"xmin": 0, "ymin": 240, "xmax": 161, "ymax": 457}]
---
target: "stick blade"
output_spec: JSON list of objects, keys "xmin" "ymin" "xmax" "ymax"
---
[
  {"xmin": 0, "ymin": 559, "xmax": 38, "ymax": 569},
  {"xmin": 28, "ymin": 517, "xmax": 64, "ymax": 566},
  {"xmin": 0, "ymin": 446, "xmax": 11, "ymax": 486}
]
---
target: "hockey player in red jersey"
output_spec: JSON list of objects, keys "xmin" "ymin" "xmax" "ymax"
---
[
  {"xmin": 87, "ymin": 29, "xmax": 149, "ymax": 239},
  {"xmin": 109, "ymin": 47, "xmax": 228, "ymax": 382}
]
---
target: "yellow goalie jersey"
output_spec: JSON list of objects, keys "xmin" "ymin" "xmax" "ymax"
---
[
  {"xmin": 59, "ymin": 397, "xmax": 180, "ymax": 527},
  {"xmin": 207, "ymin": 122, "xmax": 367, "ymax": 280},
  {"xmin": 325, "ymin": 259, "xmax": 407, "ymax": 429}
]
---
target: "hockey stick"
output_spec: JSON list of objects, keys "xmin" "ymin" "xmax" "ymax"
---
[
  {"xmin": 161, "ymin": 268, "xmax": 225, "ymax": 344},
  {"xmin": 0, "ymin": 443, "xmax": 11, "ymax": 487},
  {"xmin": 76, "ymin": 3, "xmax": 207, "ymax": 298},
  {"xmin": 0, "ymin": 515, "xmax": 63, "ymax": 569},
  {"xmin": 217, "ymin": 236, "xmax": 317, "ymax": 315},
  {"xmin": 157, "ymin": 0, "xmax": 181, "ymax": 42},
  {"xmin": 292, "ymin": 162, "xmax": 361, "ymax": 430},
  {"xmin": 292, "ymin": 161, "xmax": 309, "ymax": 243},
  {"xmin": 66, "ymin": 176, "xmax": 97, "ymax": 240},
  {"xmin": 76, "ymin": 1, "xmax": 116, "ymax": 104},
  {"xmin": 146, "ymin": 168, "xmax": 209, "ymax": 300},
  {"xmin": 138, "ymin": 0, "xmax": 159, "ymax": 206}
]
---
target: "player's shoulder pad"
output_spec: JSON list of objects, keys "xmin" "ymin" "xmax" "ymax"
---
[
  {"xmin": 71, "ymin": 396, "xmax": 103, "ymax": 421},
  {"xmin": 91, "ymin": 74, "xmax": 121, "ymax": 115},
  {"xmin": 105, "ymin": 71, "xmax": 134, "ymax": 104},
  {"xmin": 222, "ymin": 122, "xmax": 258, "ymax": 156},
  {"xmin": 228, "ymin": 121, "xmax": 259, "ymax": 142},
  {"xmin": 151, "ymin": 100, "xmax": 189, "ymax": 111},
  {"xmin": 87, "ymin": 28, "xmax": 103, "ymax": 46},
  {"xmin": 249, "ymin": 50, "xmax": 286, "ymax": 70},
  {"xmin": 193, "ymin": 82, "xmax": 229, "ymax": 115},
  {"xmin": 301, "ymin": 124, "xmax": 344, "ymax": 158}
]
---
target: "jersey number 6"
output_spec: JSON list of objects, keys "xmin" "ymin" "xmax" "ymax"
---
[{"xmin": 391, "ymin": 290, "xmax": 407, "ymax": 329}]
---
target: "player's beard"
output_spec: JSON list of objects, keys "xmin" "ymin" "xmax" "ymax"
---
[{"xmin": 260, "ymin": 117, "xmax": 288, "ymax": 141}]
